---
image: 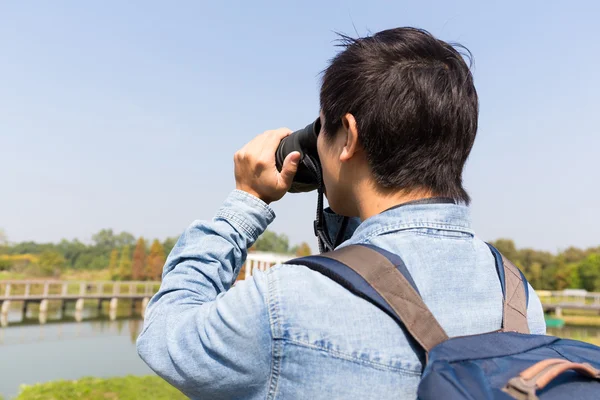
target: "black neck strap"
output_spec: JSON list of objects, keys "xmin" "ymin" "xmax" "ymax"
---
[{"xmin": 303, "ymin": 153, "xmax": 457, "ymax": 254}]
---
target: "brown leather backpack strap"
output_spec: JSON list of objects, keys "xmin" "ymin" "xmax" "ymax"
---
[
  {"xmin": 501, "ymin": 255, "xmax": 530, "ymax": 334},
  {"xmin": 322, "ymin": 245, "xmax": 449, "ymax": 353}
]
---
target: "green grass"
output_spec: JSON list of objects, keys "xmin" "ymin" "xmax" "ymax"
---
[{"xmin": 14, "ymin": 376, "xmax": 187, "ymax": 400}]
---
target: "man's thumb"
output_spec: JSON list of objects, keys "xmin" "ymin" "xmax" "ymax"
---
[{"xmin": 280, "ymin": 151, "xmax": 302, "ymax": 185}]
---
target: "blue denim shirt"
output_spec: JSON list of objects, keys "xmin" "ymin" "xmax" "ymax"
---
[{"xmin": 137, "ymin": 190, "xmax": 546, "ymax": 399}]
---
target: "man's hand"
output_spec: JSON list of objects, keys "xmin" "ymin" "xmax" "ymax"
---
[{"xmin": 234, "ymin": 128, "xmax": 302, "ymax": 204}]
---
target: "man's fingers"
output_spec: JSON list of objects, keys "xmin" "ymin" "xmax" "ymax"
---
[
  {"xmin": 265, "ymin": 128, "xmax": 293, "ymax": 145},
  {"xmin": 279, "ymin": 151, "xmax": 301, "ymax": 187}
]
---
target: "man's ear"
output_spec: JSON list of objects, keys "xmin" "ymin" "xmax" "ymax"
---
[{"xmin": 340, "ymin": 113, "xmax": 360, "ymax": 162}]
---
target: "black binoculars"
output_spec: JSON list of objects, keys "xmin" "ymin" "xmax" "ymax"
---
[{"xmin": 275, "ymin": 117, "xmax": 322, "ymax": 193}]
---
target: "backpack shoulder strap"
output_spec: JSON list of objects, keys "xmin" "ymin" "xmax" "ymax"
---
[
  {"xmin": 487, "ymin": 244, "xmax": 530, "ymax": 334},
  {"xmin": 287, "ymin": 244, "xmax": 449, "ymax": 353}
]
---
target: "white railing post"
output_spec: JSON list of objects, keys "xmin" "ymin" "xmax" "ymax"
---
[
  {"xmin": 79, "ymin": 282, "xmax": 85, "ymax": 296},
  {"xmin": 43, "ymin": 282, "xmax": 49, "ymax": 297},
  {"xmin": 4, "ymin": 283, "xmax": 10, "ymax": 297},
  {"xmin": 24, "ymin": 282, "xmax": 30, "ymax": 297}
]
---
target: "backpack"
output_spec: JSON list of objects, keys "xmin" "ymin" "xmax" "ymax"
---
[{"xmin": 287, "ymin": 244, "xmax": 600, "ymax": 399}]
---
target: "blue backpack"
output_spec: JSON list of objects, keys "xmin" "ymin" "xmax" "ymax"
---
[{"xmin": 288, "ymin": 244, "xmax": 600, "ymax": 399}]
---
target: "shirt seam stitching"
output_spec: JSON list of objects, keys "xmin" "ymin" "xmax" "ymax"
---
[
  {"xmin": 353, "ymin": 223, "xmax": 474, "ymax": 242},
  {"xmin": 231, "ymin": 189, "xmax": 276, "ymax": 219},
  {"xmin": 280, "ymin": 338, "xmax": 421, "ymax": 375},
  {"xmin": 266, "ymin": 270, "xmax": 282, "ymax": 399},
  {"xmin": 215, "ymin": 211, "xmax": 258, "ymax": 238}
]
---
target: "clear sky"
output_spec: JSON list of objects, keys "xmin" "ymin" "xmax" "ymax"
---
[{"xmin": 1, "ymin": 1, "xmax": 599, "ymax": 252}]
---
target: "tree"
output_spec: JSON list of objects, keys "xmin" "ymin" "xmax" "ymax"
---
[
  {"xmin": 554, "ymin": 262, "xmax": 581, "ymax": 290},
  {"xmin": 132, "ymin": 238, "xmax": 147, "ymax": 280},
  {"xmin": 253, "ymin": 230, "xmax": 290, "ymax": 253},
  {"xmin": 562, "ymin": 247, "xmax": 587, "ymax": 264},
  {"xmin": 108, "ymin": 249, "xmax": 119, "ymax": 280},
  {"xmin": 577, "ymin": 254, "xmax": 600, "ymax": 291},
  {"xmin": 294, "ymin": 242, "xmax": 312, "ymax": 257},
  {"xmin": 118, "ymin": 245, "xmax": 132, "ymax": 280},
  {"xmin": 36, "ymin": 251, "xmax": 66, "ymax": 277},
  {"xmin": 163, "ymin": 237, "xmax": 178, "ymax": 258},
  {"xmin": 0, "ymin": 228, "xmax": 8, "ymax": 246},
  {"xmin": 92, "ymin": 229, "xmax": 117, "ymax": 248},
  {"xmin": 116, "ymin": 232, "xmax": 136, "ymax": 247},
  {"xmin": 147, "ymin": 240, "xmax": 166, "ymax": 281},
  {"xmin": 490, "ymin": 239, "xmax": 518, "ymax": 262},
  {"xmin": 528, "ymin": 262, "xmax": 543, "ymax": 289}
]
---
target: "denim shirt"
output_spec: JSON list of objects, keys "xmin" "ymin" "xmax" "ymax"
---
[{"xmin": 137, "ymin": 190, "xmax": 546, "ymax": 400}]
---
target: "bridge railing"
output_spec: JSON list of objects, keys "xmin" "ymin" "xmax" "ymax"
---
[
  {"xmin": 0, "ymin": 280, "xmax": 162, "ymax": 299},
  {"xmin": 241, "ymin": 252, "xmax": 295, "ymax": 280},
  {"xmin": 537, "ymin": 290, "xmax": 600, "ymax": 305}
]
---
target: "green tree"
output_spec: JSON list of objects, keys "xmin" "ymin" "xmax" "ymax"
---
[
  {"xmin": 116, "ymin": 232, "xmax": 136, "ymax": 247},
  {"xmin": 253, "ymin": 230, "xmax": 290, "ymax": 253},
  {"xmin": 562, "ymin": 247, "xmax": 587, "ymax": 264},
  {"xmin": 147, "ymin": 240, "xmax": 166, "ymax": 281},
  {"xmin": 36, "ymin": 251, "xmax": 66, "ymax": 277},
  {"xmin": 132, "ymin": 238, "xmax": 147, "ymax": 280},
  {"xmin": 554, "ymin": 262, "xmax": 581, "ymax": 290},
  {"xmin": 108, "ymin": 249, "xmax": 119, "ymax": 280},
  {"xmin": 0, "ymin": 258, "xmax": 11, "ymax": 271},
  {"xmin": 118, "ymin": 245, "xmax": 132, "ymax": 280},
  {"xmin": 489, "ymin": 239, "xmax": 519, "ymax": 261},
  {"xmin": 163, "ymin": 237, "xmax": 177, "ymax": 258},
  {"xmin": 528, "ymin": 262, "xmax": 543, "ymax": 289},
  {"xmin": 92, "ymin": 229, "xmax": 117, "ymax": 248},
  {"xmin": 577, "ymin": 254, "xmax": 600, "ymax": 291},
  {"xmin": 56, "ymin": 239, "xmax": 87, "ymax": 268}
]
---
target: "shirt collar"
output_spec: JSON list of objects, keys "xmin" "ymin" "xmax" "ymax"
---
[{"xmin": 347, "ymin": 202, "xmax": 473, "ymax": 243}]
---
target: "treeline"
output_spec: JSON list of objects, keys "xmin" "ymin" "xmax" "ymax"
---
[
  {"xmin": 490, "ymin": 239, "xmax": 600, "ymax": 291},
  {"xmin": 16, "ymin": 228, "xmax": 600, "ymax": 290},
  {"xmin": 0, "ymin": 228, "xmax": 312, "ymax": 280},
  {"xmin": 0, "ymin": 229, "xmax": 178, "ymax": 280}
]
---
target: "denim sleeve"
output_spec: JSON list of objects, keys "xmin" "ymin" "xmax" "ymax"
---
[
  {"xmin": 526, "ymin": 282, "xmax": 547, "ymax": 335},
  {"xmin": 136, "ymin": 190, "xmax": 275, "ymax": 400}
]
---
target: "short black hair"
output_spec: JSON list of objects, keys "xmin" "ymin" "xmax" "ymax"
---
[{"xmin": 320, "ymin": 27, "xmax": 478, "ymax": 204}]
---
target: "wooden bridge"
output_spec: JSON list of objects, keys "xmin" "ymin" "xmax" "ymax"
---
[
  {"xmin": 0, "ymin": 252, "xmax": 291, "ymax": 326},
  {"xmin": 0, "ymin": 280, "xmax": 161, "ymax": 323},
  {"xmin": 537, "ymin": 289, "xmax": 600, "ymax": 316}
]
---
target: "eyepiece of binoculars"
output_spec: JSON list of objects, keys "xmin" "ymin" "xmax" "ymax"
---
[{"xmin": 275, "ymin": 117, "xmax": 321, "ymax": 193}]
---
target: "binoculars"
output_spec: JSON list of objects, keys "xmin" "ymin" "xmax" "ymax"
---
[{"xmin": 275, "ymin": 117, "xmax": 322, "ymax": 193}]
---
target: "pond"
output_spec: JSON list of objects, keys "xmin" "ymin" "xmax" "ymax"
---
[{"xmin": 0, "ymin": 302, "xmax": 151, "ymax": 399}]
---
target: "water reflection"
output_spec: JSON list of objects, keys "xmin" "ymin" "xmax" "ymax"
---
[
  {"xmin": 0, "ymin": 304, "xmax": 151, "ymax": 399},
  {"xmin": 0, "ymin": 301, "xmax": 144, "ymax": 346},
  {"xmin": 548, "ymin": 325, "xmax": 600, "ymax": 343}
]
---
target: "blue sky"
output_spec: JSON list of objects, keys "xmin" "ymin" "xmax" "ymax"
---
[{"xmin": 1, "ymin": 1, "xmax": 599, "ymax": 252}]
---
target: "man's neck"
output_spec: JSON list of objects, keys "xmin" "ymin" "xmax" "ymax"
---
[{"xmin": 354, "ymin": 183, "xmax": 437, "ymax": 221}]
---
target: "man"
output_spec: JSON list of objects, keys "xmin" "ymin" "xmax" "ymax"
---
[{"xmin": 137, "ymin": 27, "xmax": 546, "ymax": 399}]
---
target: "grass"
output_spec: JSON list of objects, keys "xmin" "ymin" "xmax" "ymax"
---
[
  {"xmin": 0, "ymin": 271, "xmax": 27, "ymax": 280},
  {"xmin": 14, "ymin": 376, "xmax": 187, "ymax": 400}
]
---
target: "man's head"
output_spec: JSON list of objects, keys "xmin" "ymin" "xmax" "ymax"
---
[{"xmin": 316, "ymin": 27, "xmax": 478, "ymax": 218}]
